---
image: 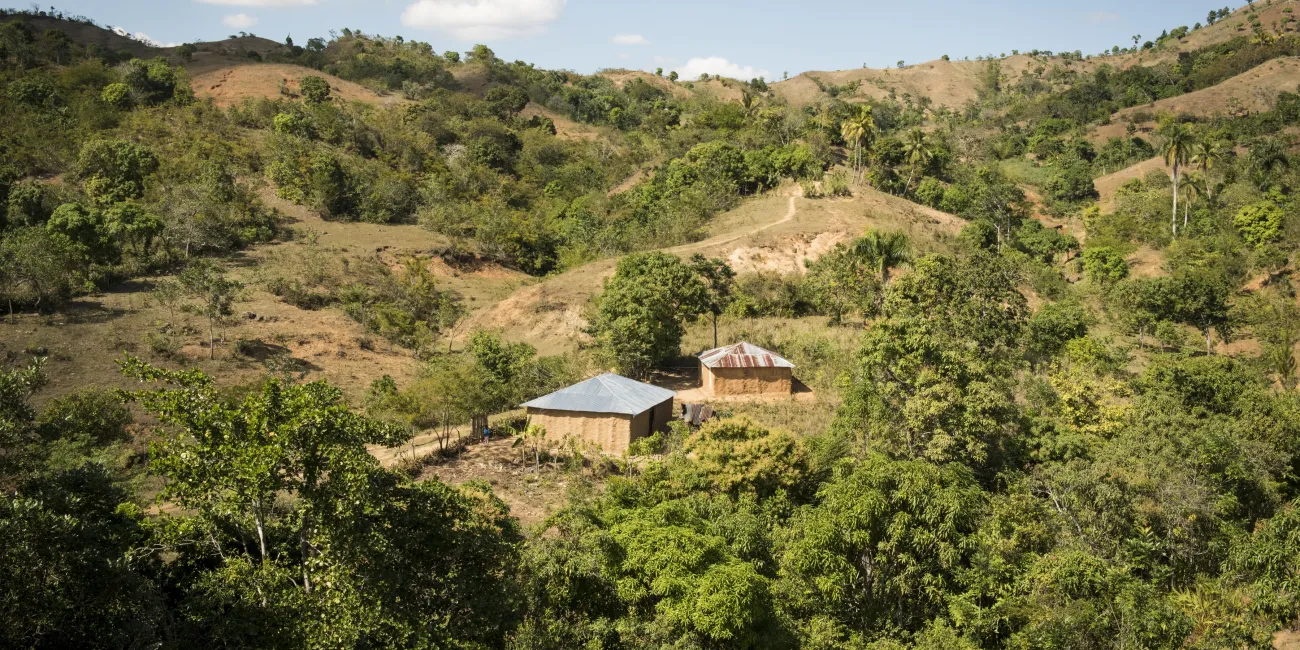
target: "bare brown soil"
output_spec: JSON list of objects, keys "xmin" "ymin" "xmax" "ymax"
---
[
  {"xmin": 418, "ymin": 437, "xmax": 583, "ymax": 528},
  {"xmin": 190, "ymin": 63, "xmax": 401, "ymax": 107},
  {"xmin": 520, "ymin": 102, "xmax": 601, "ymax": 140}
]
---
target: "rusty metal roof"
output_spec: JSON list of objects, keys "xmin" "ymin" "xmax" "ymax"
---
[
  {"xmin": 698, "ymin": 342, "xmax": 795, "ymax": 369},
  {"xmin": 520, "ymin": 373, "xmax": 675, "ymax": 415}
]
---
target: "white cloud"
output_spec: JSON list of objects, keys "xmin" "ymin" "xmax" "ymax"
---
[
  {"xmin": 222, "ymin": 13, "xmax": 259, "ymax": 29},
  {"xmin": 652, "ymin": 55, "xmax": 677, "ymax": 65},
  {"xmin": 196, "ymin": 0, "xmax": 317, "ymax": 6},
  {"xmin": 676, "ymin": 56, "xmax": 771, "ymax": 82},
  {"xmin": 110, "ymin": 26, "xmax": 179, "ymax": 47},
  {"xmin": 401, "ymin": 0, "xmax": 566, "ymax": 40},
  {"xmin": 611, "ymin": 34, "xmax": 648, "ymax": 46},
  {"xmin": 1086, "ymin": 11, "xmax": 1119, "ymax": 24}
]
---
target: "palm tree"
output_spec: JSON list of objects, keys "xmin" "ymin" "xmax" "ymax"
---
[
  {"xmin": 1158, "ymin": 121, "xmax": 1194, "ymax": 236},
  {"xmin": 1251, "ymin": 139, "xmax": 1291, "ymax": 188},
  {"xmin": 902, "ymin": 128, "xmax": 933, "ymax": 195},
  {"xmin": 840, "ymin": 119, "xmax": 864, "ymax": 183},
  {"xmin": 1190, "ymin": 139, "xmax": 1225, "ymax": 201},
  {"xmin": 840, "ymin": 107, "xmax": 876, "ymax": 184},
  {"xmin": 850, "ymin": 230, "xmax": 911, "ymax": 285},
  {"xmin": 1181, "ymin": 174, "xmax": 1205, "ymax": 231}
]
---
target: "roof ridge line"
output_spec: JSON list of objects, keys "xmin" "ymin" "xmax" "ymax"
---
[{"xmin": 594, "ymin": 373, "xmax": 639, "ymax": 413}]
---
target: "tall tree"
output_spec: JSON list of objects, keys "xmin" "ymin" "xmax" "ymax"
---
[
  {"xmin": 840, "ymin": 107, "xmax": 875, "ymax": 184},
  {"xmin": 1158, "ymin": 121, "xmax": 1194, "ymax": 236},
  {"xmin": 1190, "ymin": 138, "xmax": 1225, "ymax": 201},
  {"xmin": 588, "ymin": 252, "xmax": 709, "ymax": 378},
  {"xmin": 689, "ymin": 254, "xmax": 737, "ymax": 349},
  {"xmin": 120, "ymin": 358, "xmax": 522, "ymax": 648},
  {"xmin": 902, "ymin": 128, "xmax": 933, "ymax": 195}
]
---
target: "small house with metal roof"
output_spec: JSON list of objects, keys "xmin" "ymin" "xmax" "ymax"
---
[
  {"xmin": 697, "ymin": 342, "xmax": 795, "ymax": 396},
  {"xmin": 520, "ymin": 373, "xmax": 675, "ymax": 455}
]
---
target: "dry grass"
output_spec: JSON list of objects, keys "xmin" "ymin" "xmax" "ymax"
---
[
  {"xmin": 1091, "ymin": 57, "xmax": 1300, "ymax": 144},
  {"xmin": 463, "ymin": 182, "xmax": 960, "ymax": 355},
  {"xmin": 1095, "ymin": 156, "xmax": 1166, "ymax": 211},
  {"xmin": 190, "ymin": 63, "xmax": 404, "ymax": 107}
]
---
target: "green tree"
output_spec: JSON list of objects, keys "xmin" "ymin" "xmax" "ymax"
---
[
  {"xmin": 775, "ymin": 455, "xmax": 984, "ymax": 635},
  {"xmin": 0, "ymin": 227, "xmax": 87, "ymax": 315},
  {"xmin": 839, "ymin": 107, "xmax": 876, "ymax": 184},
  {"xmin": 1082, "ymin": 247, "xmax": 1129, "ymax": 288},
  {"xmin": 848, "ymin": 229, "xmax": 911, "ymax": 285},
  {"xmin": 1157, "ymin": 120, "xmax": 1194, "ymax": 236},
  {"xmin": 120, "ymin": 359, "xmax": 522, "ymax": 648},
  {"xmin": 804, "ymin": 243, "xmax": 880, "ymax": 325},
  {"xmin": 298, "ymin": 75, "xmax": 330, "ymax": 104},
  {"xmin": 77, "ymin": 139, "xmax": 158, "ymax": 205},
  {"xmin": 1190, "ymin": 138, "xmax": 1225, "ymax": 201},
  {"xmin": 689, "ymin": 254, "xmax": 737, "ymax": 349},
  {"xmin": 1233, "ymin": 200, "xmax": 1284, "ymax": 248},
  {"xmin": 46, "ymin": 203, "xmax": 116, "ymax": 264},
  {"xmin": 902, "ymin": 127, "xmax": 934, "ymax": 194},
  {"xmin": 178, "ymin": 260, "xmax": 242, "ymax": 359},
  {"xmin": 588, "ymin": 252, "xmax": 708, "ymax": 378}
]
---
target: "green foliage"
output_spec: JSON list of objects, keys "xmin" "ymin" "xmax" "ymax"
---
[
  {"xmin": 588, "ymin": 252, "xmax": 710, "ymax": 377},
  {"xmin": 1082, "ymin": 246, "xmax": 1129, "ymax": 287},
  {"xmin": 775, "ymin": 455, "xmax": 984, "ymax": 635},
  {"xmin": 804, "ymin": 243, "xmax": 880, "ymax": 325},
  {"xmin": 339, "ymin": 257, "xmax": 464, "ymax": 353},
  {"xmin": 1233, "ymin": 200, "xmax": 1284, "ymax": 247},
  {"xmin": 1026, "ymin": 302, "xmax": 1089, "ymax": 362},
  {"xmin": 76, "ymin": 139, "xmax": 158, "ymax": 205},
  {"xmin": 99, "ymin": 81, "xmax": 129, "ymax": 108},
  {"xmin": 298, "ymin": 74, "xmax": 330, "ymax": 104}
]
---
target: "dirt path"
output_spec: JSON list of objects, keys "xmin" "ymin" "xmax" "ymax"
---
[{"xmin": 670, "ymin": 188, "xmax": 801, "ymax": 254}]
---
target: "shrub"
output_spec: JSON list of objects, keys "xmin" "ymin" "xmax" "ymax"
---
[
  {"xmin": 1233, "ymin": 200, "xmax": 1283, "ymax": 247},
  {"xmin": 299, "ymin": 75, "xmax": 330, "ymax": 104},
  {"xmin": 823, "ymin": 171, "xmax": 851, "ymax": 197},
  {"xmin": 99, "ymin": 82, "xmax": 130, "ymax": 108},
  {"xmin": 1082, "ymin": 247, "xmax": 1129, "ymax": 287},
  {"xmin": 914, "ymin": 177, "xmax": 946, "ymax": 207}
]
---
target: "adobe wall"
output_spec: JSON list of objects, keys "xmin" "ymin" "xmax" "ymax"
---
[
  {"xmin": 702, "ymin": 366, "xmax": 792, "ymax": 396},
  {"xmin": 526, "ymin": 408, "xmax": 633, "ymax": 455}
]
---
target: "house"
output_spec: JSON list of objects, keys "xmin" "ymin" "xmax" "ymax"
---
[
  {"xmin": 697, "ymin": 342, "xmax": 794, "ymax": 396},
  {"xmin": 520, "ymin": 373, "xmax": 675, "ymax": 455}
]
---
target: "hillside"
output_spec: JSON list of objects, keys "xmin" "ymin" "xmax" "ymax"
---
[
  {"xmin": 11, "ymin": 5, "xmax": 1300, "ymax": 650},
  {"xmin": 1091, "ymin": 56, "xmax": 1300, "ymax": 142},
  {"xmin": 190, "ymin": 63, "xmax": 403, "ymax": 107}
]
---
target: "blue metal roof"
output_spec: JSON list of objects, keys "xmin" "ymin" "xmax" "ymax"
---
[{"xmin": 521, "ymin": 373, "xmax": 675, "ymax": 415}]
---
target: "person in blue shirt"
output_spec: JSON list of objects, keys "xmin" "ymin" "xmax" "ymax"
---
[{"xmin": 482, "ymin": 425, "xmax": 491, "ymax": 442}]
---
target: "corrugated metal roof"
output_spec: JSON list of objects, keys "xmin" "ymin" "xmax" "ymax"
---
[
  {"xmin": 698, "ymin": 342, "xmax": 795, "ymax": 369},
  {"xmin": 520, "ymin": 373, "xmax": 676, "ymax": 415}
]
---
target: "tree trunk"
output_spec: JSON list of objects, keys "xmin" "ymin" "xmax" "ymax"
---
[
  {"xmin": 209, "ymin": 318, "xmax": 216, "ymax": 360},
  {"xmin": 1171, "ymin": 166, "xmax": 1180, "ymax": 236},
  {"xmin": 300, "ymin": 525, "xmax": 313, "ymax": 594},
  {"xmin": 1206, "ymin": 328, "xmax": 1213, "ymax": 355},
  {"xmin": 254, "ymin": 503, "xmax": 268, "ymax": 565},
  {"xmin": 712, "ymin": 313, "xmax": 719, "ymax": 349}
]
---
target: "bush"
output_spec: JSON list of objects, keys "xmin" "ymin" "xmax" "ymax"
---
[
  {"xmin": 914, "ymin": 177, "xmax": 946, "ymax": 207},
  {"xmin": 1026, "ymin": 302, "xmax": 1089, "ymax": 361},
  {"xmin": 299, "ymin": 75, "xmax": 330, "ymax": 104},
  {"xmin": 1082, "ymin": 247, "xmax": 1129, "ymax": 287},
  {"xmin": 823, "ymin": 171, "xmax": 851, "ymax": 197},
  {"xmin": 1234, "ymin": 200, "xmax": 1283, "ymax": 247}
]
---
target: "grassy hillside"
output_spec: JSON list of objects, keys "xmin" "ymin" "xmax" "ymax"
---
[{"xmin": 12, "ymin": 3, "xmax": 1300, "ymax": 649}]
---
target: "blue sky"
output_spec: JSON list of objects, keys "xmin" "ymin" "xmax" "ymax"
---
[{"xmin": 29, "ymin": 0, "xmax": 1237, "ymax": 78}]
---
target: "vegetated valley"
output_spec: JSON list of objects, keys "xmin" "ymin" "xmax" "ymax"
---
[{"xmin": 7, "ymin": 2, "xmax": 1300, "ymax": 648}]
